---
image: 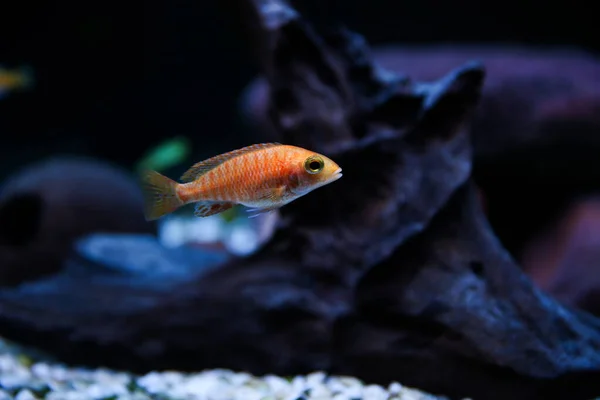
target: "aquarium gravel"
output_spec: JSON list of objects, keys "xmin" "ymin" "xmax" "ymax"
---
[{"xmin": 0, "ymin": 337, "xmax": 452, "ymax": 400}]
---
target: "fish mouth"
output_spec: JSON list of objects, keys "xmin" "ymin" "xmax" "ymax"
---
[{"xmin": 331, "ymin": 167, "xmax": 343, "ymax": 181}]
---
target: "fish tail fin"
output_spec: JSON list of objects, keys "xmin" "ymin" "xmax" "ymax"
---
[{"xmin": 140, "ymin": 169, "xmax": 183, "ymax": 221}]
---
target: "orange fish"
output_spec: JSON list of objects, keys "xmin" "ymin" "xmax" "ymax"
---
[
  {"xmin": 0, "ymin": 65, "xmax": 34, "ymax": 99},
  {"xmin": 141, "ymin": 142, "xmax": 343, "ymax": 220}
]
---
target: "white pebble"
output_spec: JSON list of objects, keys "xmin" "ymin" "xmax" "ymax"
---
[
  {"xmin": 0, "ymin": 374, "xmax": 30, "ymax": 391},
  {"xmin": 15, "ymin": 390, "xmax": 37, "ymax": 400},
  {"xmin": 0, "ymin": 390, "xmax": 13, "ymax": 400},
  {"xmin": 388, "ymin": 381, "xmax": 403, "ymax": 393},
  {"xmin": 364, "ymin": 384, "xmax": 389, "ymax": 400},
  {"xmin": 137, "ymin": 371, "xmax": 170, "ymax": 393},
  {"xmin": 47, "ymin": 365, "xmax": 70, "ymax": 382},
  {"xmin": 84, "ymin": 382, "xmax": 128, "ymax": 399},
  {"xmin": 305, "ymin": 371, "xmax": 327, "ymax": 387},
  {"xmin": 46, "ymin": 392, "xmax": 89, "ymax": 400},
  {"xmin": 30, "ymin": 363, "xmax": 51, "ymax": 379},
  {"xmin": 290, "ymin": 375, "xmax": 307, "ymax": 392},
  {"xmin": 0, "ymin": 335, "xmax": 454, "ymax": 400},
  {"xmin": 264, "ymin": 374, "xmax": 292, "ymax": 396},
  {"xmin": 307, "ymin": 383, "xmax": 331, "ymax": 399},
  {"xmin": 338, "ymin": 376, "xmax": 363, "ymax": 387},
  {"xmin": 225, "ymin": 371, "xmax": 252, "ymax": 387},
  {"xmin": 119, "ymin": 394, "xmax": 152, "ymax": 400},
  {"xmin": 233, "ymin": 386, "xmax": 266, "ymax": 400}
]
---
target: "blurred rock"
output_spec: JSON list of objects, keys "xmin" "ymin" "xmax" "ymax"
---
[
  {"xmin": 0, "ymin": 233, "xmax": 230, "ymax": 315},
  {"xmin": 75, "ymin": 233, "xmax": 229, "ymax": 282},
  {"xmin": 0, "ymin": 157, "xmax": 156, "ymax": 286}
]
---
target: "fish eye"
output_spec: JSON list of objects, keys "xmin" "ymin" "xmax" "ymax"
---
[{"xmin": 304, "ymin": 156, "xmax": 324, "ymax": 174}]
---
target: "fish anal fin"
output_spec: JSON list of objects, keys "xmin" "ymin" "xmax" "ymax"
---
[
  {"xmin": 245, "ymin": 206, "xmax": 278, "ymax": 219},
  {"xmin": 194, "ymin": 201, "xmax": 234, "ymax": 218},
  {"xmin": 180, "ymin": 142, "xmax": 282, "ymax": 183}
]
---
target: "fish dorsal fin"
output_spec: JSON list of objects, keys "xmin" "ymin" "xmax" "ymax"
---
[{"xmin": 180, "ymin": 142, "xmax": 282, "ymax": 183}]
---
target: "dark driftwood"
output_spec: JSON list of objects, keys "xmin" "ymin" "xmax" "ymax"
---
[
  {"xmin": 240, "ymin": 44, "xmax": 600, "ymax": 267},
  {"xmin": 1, "ymin": 1, "xmax": 600, "ymax": 399}
]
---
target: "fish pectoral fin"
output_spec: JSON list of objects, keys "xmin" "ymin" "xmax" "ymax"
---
[
  {"xmin": 255, "ymin": 186, "xmax": 286, "ymax": 202},
  {"xmin": 244, "ymin": 186, "xmax": 286, "ymax": 219},
  {"xmin": 194, "ymin": 201, "xmax": 234, "ymax": 217}
]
